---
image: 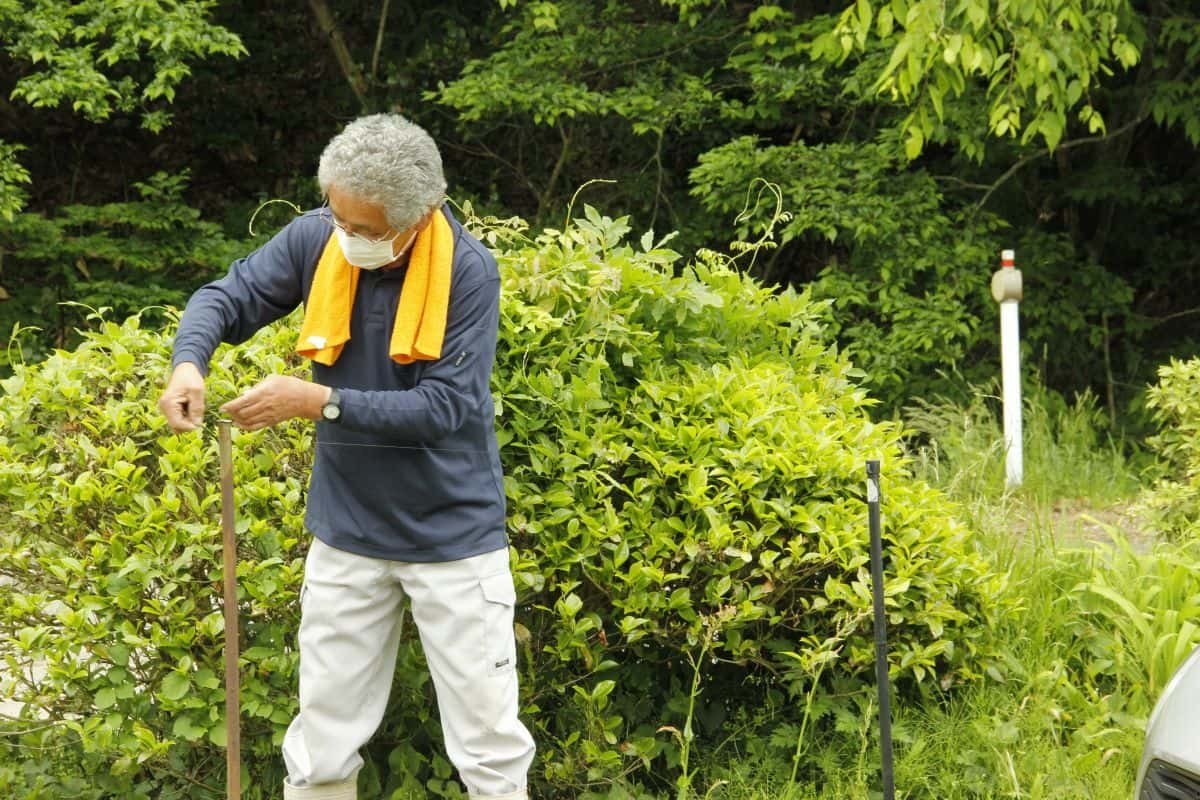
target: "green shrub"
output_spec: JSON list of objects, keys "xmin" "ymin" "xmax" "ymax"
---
[
  {"xmin": 0, "ymin": 313, "xmax": 306, "ymax": 799},
  {"xmin": 0, "ymin": 171, "xmax": 245, "ymax": 372},
  {"xmin": 691, "ymin": 139, "xmax": 1004, "ymax": 413},
  {"xmin": 0, "ymin": 206, "xmax": 1008, "ymax": 798},
  {"xmin": 0, "ymin": 720, "xmax": 124, "ymax": 799},
  {"xmin": 1142, "ymin": 357, "xmax": 1200, "ymax": 539}
]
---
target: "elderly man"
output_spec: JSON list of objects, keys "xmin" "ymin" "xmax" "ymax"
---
[{"xmin": 158, "ymin": 114, "xmax": 535, "ymax": 800}]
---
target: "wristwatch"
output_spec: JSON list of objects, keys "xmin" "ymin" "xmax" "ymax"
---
[{"xmin": 321, "ymin": 387, "xmax": 342, "ymax": 423}]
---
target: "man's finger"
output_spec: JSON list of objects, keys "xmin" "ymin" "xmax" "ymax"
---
[
  {"xmin": 159, "ymin": 392, "xmax": 196, "ymax": 432},
  {"xmin": 221, "ymin": 397, "xmax": 260, "ymax": 429},
  {"xmin": 184, "ymin": 390, "xmax": 206, "ymax": 425},
  {"xmin": 221, "ymin": 385, "xmax": 260, "ymax": 414},
  {"xmin": 219, "ymin": 398, "xmax": 246, "ymax": 417}
]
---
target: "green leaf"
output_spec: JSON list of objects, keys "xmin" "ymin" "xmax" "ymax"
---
[
  {"xmin": 904, "ymin": 124, "xmax": 925, "ymax": 160},
  {"xmin": 94, "ymin": 687, "xmax": 117, "ymax": 709},
  {"xmin": 161, "ymin": 671, "xmax": 191, "ymax": 702},
  {"xmin": 172, "ymin": 715, "xmax": 206, "ymax": 741}
]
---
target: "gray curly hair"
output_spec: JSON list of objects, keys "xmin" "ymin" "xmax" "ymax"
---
[{"xmin": 317, "ymin": 114, "xmax": 447, "ymax": 231}]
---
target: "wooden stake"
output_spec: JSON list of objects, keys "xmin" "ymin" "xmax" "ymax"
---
[{"xmin": 218, "ymin": 420, "xmax": 241, "ymax": 799}]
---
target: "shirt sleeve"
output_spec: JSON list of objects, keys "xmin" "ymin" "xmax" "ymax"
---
[
  {"xmin": 335, "ymin": 270, "xmax": 501, "ymax": 441},
  {"xmin": 171, "ymin": 219, "xmax": 313, "ymax": 374}
]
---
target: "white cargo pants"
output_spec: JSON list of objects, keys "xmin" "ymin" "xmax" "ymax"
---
[{"xmin": 282, "ymin": 538, "xmax": 535, "ymax": 799}]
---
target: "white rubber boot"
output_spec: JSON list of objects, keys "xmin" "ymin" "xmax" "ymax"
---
[
  {"xmin": 282, "ymin": 778, "xmax": 356, "ymax": 800},
  {"xmin": 468, "ymin": 790, "xmax": 529, "ymax": 800}
]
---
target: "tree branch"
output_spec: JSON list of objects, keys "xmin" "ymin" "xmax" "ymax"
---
[
  {"xmin": 538, "ymin": 123, "xmax": 572, "ymax": 221},
  {"xmin": 932, "ymin": 175, "xmax": 993, "ymax": 191},
  {"xmin": 975, "ymin": 114, "xmax": 1149, "ymax": 211},
  {"xmin": 0, "ymin": 718, "xmax": 61, "ymax": 736},
  {"xmin": 371, "ymin": 0, "xmax": 391, "ymax": 84},
  {"xmin": 307, "ymin": 0, "xmax": 370, "ymax": 112},
  {"xmin": 440, "ymin": 135, "xmax": 542, "ymax": 205},
  {"xmin": 1147, "ymin": 306, "xmax": 1200, "ymax": 327}
]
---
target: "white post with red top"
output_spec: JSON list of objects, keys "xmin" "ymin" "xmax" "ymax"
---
[{"xmin": 991, "ymin": 249, "xmax": 1023, "ymax": 488}]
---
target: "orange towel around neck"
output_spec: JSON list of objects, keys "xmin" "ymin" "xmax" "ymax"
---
[{"xmin": 296, "ymin": 209, "xmax": 453, "ymax": 366}]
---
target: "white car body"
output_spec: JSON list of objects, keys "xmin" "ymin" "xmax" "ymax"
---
[{"xmin": 1135, "ymin": 644, "xmax": 1200, "ymax": 798}]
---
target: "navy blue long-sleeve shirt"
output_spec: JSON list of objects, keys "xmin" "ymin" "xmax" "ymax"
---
[{"xmin": 172, "ymin": 206, "xmax": 507, "ymax": 562}]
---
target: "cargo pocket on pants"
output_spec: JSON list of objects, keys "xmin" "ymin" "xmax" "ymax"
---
[{"xmin": 480, "ymin": 572, "xmax": 517, "ymax": 677}]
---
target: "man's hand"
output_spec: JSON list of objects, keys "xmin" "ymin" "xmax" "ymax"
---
[
  {"xmin": 158, "ymin": 362, "xmax": 207, "ymax": 432},
  {"xmin": 221, "ymin": 375, "xmax": 331, "ymax": 431}
]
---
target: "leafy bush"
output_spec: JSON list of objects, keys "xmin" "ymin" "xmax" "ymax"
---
[
  {"xmin": 0, "ymin": 171, "xmax": 244, "ymax": 372},
  {"xmin": 690, "ymin": 138, "xmax": 1147, "ymax": 416},
  {"xmin": 691, "ymin": 138, "xmax": 1008, "ymax": 411},
  {"xmin": 0, "ymin": 312, "xmax": 307, "ymax": 799},
  {"xmin": 0, "ymin": 207, "xmax": 1008, "ymax": 798},
  {"xmin": 0, "ymin": 720, "xmax": 124, "ymax": 799},
  {"xmin": 1141, "ymin": 357, "xmax": 1200, "ymax": 539}
]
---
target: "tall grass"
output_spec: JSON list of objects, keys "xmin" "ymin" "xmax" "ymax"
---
[{"xmin": 903, "ymin": 382, "xmax": 1140, "ymax": 508}]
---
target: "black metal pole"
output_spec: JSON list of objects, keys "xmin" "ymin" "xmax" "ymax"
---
[{"xmin": 867, "ymin": 460, "xmax": 895, "ymax": 800}]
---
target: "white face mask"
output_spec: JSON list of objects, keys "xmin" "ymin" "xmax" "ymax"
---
[{"xmin": 335, "ymin": 227, "xmax": 417, "ymax": 270}]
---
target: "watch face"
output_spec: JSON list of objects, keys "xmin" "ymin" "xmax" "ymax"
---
[{"xmin": 322, "ymin": 387, "xmax": 341, "ymax": 422}]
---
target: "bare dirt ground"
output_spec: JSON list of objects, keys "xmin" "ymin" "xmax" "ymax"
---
[{"xmin": 1012, "ymin": 498, "xmax": 1158, "ymax": 553}]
